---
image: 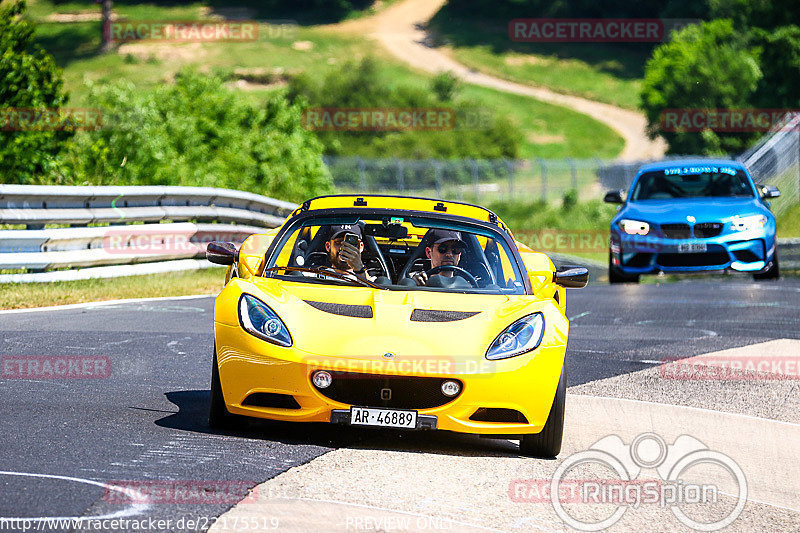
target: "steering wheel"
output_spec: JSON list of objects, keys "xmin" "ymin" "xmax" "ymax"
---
[{"xmin": 427, "ymin": 265, "xmax": 479, "ymax": 287}]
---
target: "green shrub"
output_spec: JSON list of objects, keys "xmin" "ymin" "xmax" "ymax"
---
[
  {"xmin": 0, "ymin": 1, "xmax": 72, "ymax": 183},
  {"xmin": 431, "ymin": 71, "xmax": 460, "ymax": 102},
  {"xmin": 66, "ymin": 70, "xmax": 332, "ymax": 201}
]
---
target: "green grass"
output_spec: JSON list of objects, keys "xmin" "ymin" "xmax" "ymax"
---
[
  {"xmin": 427, "ymin": 6, "xmax": 650, "ymax": 109},
  {"xmin": 0, "ymin": 267, "xmax": 226, "ymax": 310},
  {"xmin": 27, "ymin": 2, "xmax": 625, "ymax": 160},
  {"xmin": 777, "ymin": 202, "xmax": 800, "ymax": 237}
]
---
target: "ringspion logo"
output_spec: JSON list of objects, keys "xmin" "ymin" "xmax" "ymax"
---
[{"xmin": 512, "ymin": 433, "xmax": 747, "ymax": 531}]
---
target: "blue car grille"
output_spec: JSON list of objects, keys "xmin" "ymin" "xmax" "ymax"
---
[
  {"xmin": 659, "ymin": 222, "xmax": 724, "ymax": 239},
  {"xmin": 660, "ymin": 223, "xmax": 691, "ymax": 239},
  {"xmin": 694, "ymin": 222, "xmax": 724, "ymax": 238}
]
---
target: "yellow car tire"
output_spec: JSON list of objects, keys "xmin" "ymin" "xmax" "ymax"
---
[
  {"xmin": 519, "ymin": 365, "xmax": 566, "ymax": 458},
  {"xmin": 209, "ymin": 345, "xmax": 242, "ymax": 430}
]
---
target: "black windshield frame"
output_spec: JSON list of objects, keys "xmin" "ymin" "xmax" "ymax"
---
[
  {"xmin": 261, "ymin": 208, "xmax": 532, "ymax": 295},
  {"xmin": 630, "ymin": 167, "xmax": 757, "ymax": 201}
]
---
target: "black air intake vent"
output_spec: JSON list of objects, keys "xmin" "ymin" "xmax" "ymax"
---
[
  {"xmin": 314, "ymin": 373, "xmax": 462, "ymax": 409},
  {"xmin": 410, "ymin": 309, "xmax": 480, "ymax": 322},
  {"xmin": 469, "ymin": 408, "xmax": 528, "ymax": 424},
  {"xmin": 242, "ymin": 393, "xmax": 301, "ymax": 409},
  {"xmin": 303, "ymin": 300, "xmax": 373, "ymax": 318}
]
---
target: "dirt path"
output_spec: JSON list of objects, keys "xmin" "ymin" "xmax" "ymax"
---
[{"xmin": 328, "ymin": 0, "xmax": 666, "ymax": 161}]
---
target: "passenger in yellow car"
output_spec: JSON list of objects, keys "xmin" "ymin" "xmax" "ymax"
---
[
  {"xmin": 411, "ymin": 229, "xmax": 465, "ymax": 286},
  {"xmin": 323, "ymin": 224, "xmax": 375, "ymax": 281}
]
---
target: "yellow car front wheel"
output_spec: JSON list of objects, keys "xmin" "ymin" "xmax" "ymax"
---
[
  {"xmin": 519, "ymin": 365, "xmax": 566, "ymax": 458},
  {"xmin": 209, "ymin": 345, "xmax": 243, "ymax": 430}
]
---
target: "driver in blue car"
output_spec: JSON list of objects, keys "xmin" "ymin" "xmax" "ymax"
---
[{"xmin": 411, "ymin": 229, "xmax": 465, "ymax": 286}]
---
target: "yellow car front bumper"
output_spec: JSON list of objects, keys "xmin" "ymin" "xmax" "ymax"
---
[{"xmin": 215, "ymin": 322, "xmax": 566, "ymax": 436}]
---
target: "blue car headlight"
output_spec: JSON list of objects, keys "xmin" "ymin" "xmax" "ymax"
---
[
  {"xmin": 485, "ymin": 312, "xmax": 545, "ymax": 360},
  {"xmin": 730, "ymin": 214, "xmax": 767, "ymax": 232},
  {"xmin": 238, "ymin": 294, "xmax": 292, "ymax": 347},
  {"xmin": 618, "ymin": 219, "xmax": 650, "ymax": 236}
]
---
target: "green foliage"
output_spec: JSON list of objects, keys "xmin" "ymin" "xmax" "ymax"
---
[
  {"xmin": 486, "ymin": 198, "xmax": 618, "ymax": 232},
  {"xmin": 708, "ymin": 0, "xmax": 800, "ymax": 31},
  {"xmin": 444, "ymin": 0, "xmax": 709, "ymax": 19},
  {"xmin": 430, "ymin": 71, "xmax": 460, "ymax": 102},
  {"xmin": 751, "ymin": 26, "xmax": 800, "ymax": 108},
  {"xmin": 287, "ymin": 57, "xmax": 522, "ymax": 159},
  {"xmin": 641, "ymin": 20, "xmax": 762, "ymax": 155},
  {"xmin": 561, "ymin": 189, "xmax": 578, "ymax": 211},
  {"xmin": 65, "ymin": 70, "xmax": 332, "ymax": 201},
  {"xmin": 0, "ymin": 1, "xmax": 72, "ymax": 183}
]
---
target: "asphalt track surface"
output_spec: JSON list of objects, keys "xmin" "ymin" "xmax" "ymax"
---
[{"xmin": 1, "ymin": 279, "xmax": 799, "ymax": 532}]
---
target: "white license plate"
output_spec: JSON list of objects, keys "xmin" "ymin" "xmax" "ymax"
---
[
  {"xmin": 350, "ymin": 407, "xmax": 417, "ymax": 428},
  {"xmin": 677, "ymin": 243, "xmax": 707, "ymax": 253}
]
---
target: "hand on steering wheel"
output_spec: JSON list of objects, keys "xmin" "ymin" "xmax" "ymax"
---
[{"xmin": 424, "ymin": 265, "xmax": 479, "ymax": 287}]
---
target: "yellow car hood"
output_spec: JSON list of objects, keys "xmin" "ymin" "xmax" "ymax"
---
[{"xmin": 227, "ymin": 278, "xmax": 563, "ymax": 363}]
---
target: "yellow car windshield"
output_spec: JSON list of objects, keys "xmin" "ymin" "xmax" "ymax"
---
[{"xmin": 264, "ymin": 215, "xmax": 526, "ymax": 294}]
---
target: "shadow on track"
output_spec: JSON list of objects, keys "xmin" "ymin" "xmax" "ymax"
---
[{"xmin": 153, "ymin": 390, "xmax": 536, "ymax": 460}]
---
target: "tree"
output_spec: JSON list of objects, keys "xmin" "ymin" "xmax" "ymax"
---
[
  {"xmin": 99, "ymin": 0, "xmax": 113, "ymax": 52},
  {"xmin": 751, "ymin": 26, "xmax": 800, "ymax": 109},
  {"xmin": 0, "ymin": 1, "xmax": 72, "ymax": 183},
  {"xmin": 640, "ymin": 19, "xmax": 762, "ymax": 154}
]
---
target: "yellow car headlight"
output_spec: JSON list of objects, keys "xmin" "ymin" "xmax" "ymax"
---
[
  {"xmin": 485, "ymin": 312, "xmax": 545, "ymax": 360},
  {"xmin": 239, "ymin": 294, "xmax": 292, "ymax": 347}
]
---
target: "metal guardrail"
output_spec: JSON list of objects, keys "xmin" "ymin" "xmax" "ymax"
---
[
  {"xmin": 780, "ymin": 238, "xmax": 800, "ymax": 269},
  {"xmin": 0, "ymin": 185, "xmax": 296, "ymax": 282},
  {"xmin": 0, "ymin": 185, "xmax": 295, "ymax": 227},
  {"xmin": 1, "ymin": 185, "xmax": 797, "ymax": 282}
]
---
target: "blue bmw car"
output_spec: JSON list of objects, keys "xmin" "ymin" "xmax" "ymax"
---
[{"xmin": 604, "ymin": 159, "xmax": 780, "ymax": 283}]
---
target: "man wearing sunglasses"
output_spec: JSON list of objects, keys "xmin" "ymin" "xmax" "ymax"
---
[{"xmin": 411, "ymin": 229, "xmax": 466, "ymax": 286}]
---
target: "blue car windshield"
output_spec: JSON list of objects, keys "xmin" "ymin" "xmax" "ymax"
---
[{"xmin": 631, "ymin": 167, "xmax": 755, "ymax": 200}]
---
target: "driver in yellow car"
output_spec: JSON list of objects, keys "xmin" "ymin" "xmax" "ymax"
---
[{"xmin": 411, "ymin": 229, "xmax": 465, "ymax": 286}]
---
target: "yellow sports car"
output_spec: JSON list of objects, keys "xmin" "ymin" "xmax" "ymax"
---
[{"xmin": 206, "ymin": 195, "xmax": 587, "ymax": 457}]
